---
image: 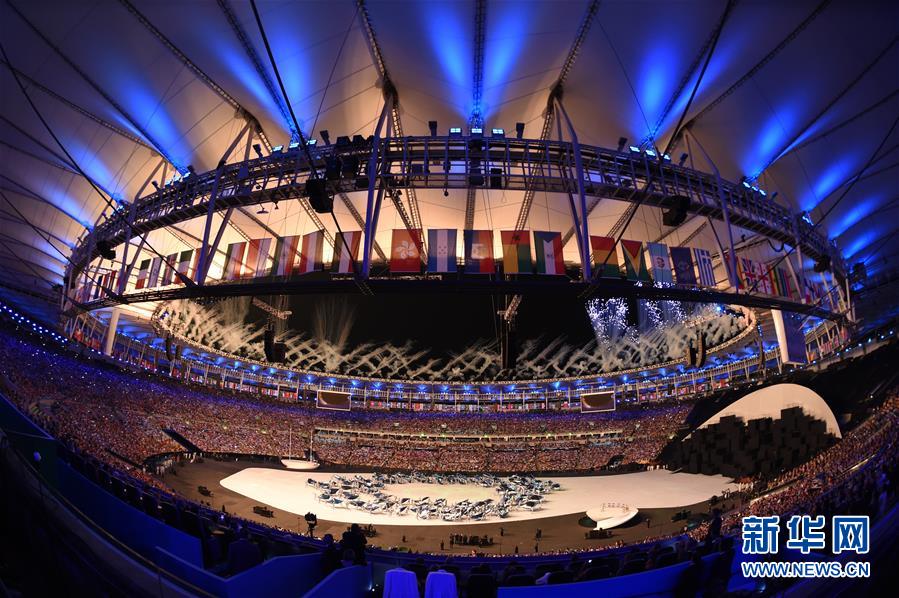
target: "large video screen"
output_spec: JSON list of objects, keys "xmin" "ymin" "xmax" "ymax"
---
[
  {"xmin": 580, "ymin": 390, "xmax": 616, "ymax": 413},
  {"xmin": 316, "ymin": 390, "xmax": 352, "ymax": 411}
]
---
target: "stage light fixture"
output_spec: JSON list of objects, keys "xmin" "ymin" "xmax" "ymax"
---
[
  {"xmin": 515, "ymin": 122, "xmax": 525, "ymax": 139},
  {"xmin": 491, "ymin": 128, "xmax": 504, "ymax": 138},
  {"xmin": 617, "ymin": 137, "xmax": 628, "ymax": 152},
  {"xmin": 470, "ymin": 127, "xmax": 483, "ymax": 137},
  {"xmin": 678, "ymin": 153, "xmax": 688, "ymax": 166},
  {"xmin": 662, "ymin": 153, "xmax": 671, "ymax": 161},
  {"xmin": 629, "ymin": 146, "xmax": 641, "ymax": 153},
  {"xmin": 252, "ymin": 143, "xmax": 262, "ymax": 158},
  {"xmin": 449, "ymin": 127, "xmax": 462, "ymax": 137},
  {"xmin": 742, "ymin": 180, "xmax": 752, "ymax": 189},
  {"xmin": 288, "ymin": 141, "xmax": 300, "ymax": 150},
  {"xmin": 187, "ymin": 165, "xmax": 196, "ymax": 175},
  {"xmin": 257, "ymin": 206, "xmax": 269, "ymax": 215},
  {"xmin": 428, "ymin": 121, "xmax": 438, "ymax": 136},
  {"xmin": 151, "ymin": 181, "xmax": 160, "ymax": 190},
  {"xmin": 320, "ymin": 130, "xmax": 330, "ymax": 145},
  {"xmin": 271, "ymin": 145, "xmax": 284, "ymax": 154},
  {"xmin": 645, "ymin": 149, "xmax": 657, "ymax": 158},
  {"xmin": 307, "ymin": 139, "xmax": 317, "ymax": 146}
]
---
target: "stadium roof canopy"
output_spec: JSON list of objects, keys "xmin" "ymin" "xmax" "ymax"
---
[{"xmin": 0, "ymin": 0, "xmax": 897, "ymax": 310}]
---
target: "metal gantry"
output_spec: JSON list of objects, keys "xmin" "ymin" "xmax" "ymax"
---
[{"xmin": 67, "ymin": 133, "xmax": 841, "ymax": 315}]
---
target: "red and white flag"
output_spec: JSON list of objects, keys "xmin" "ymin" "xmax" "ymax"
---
[
  {"xmin": 243, "ymin": 238, "xmax": 272, "ymax": 278},
  {"xmin": 298, "ymin": 231, "xmax": 324, "ymax": 274},
  {"xmin": 333, "ymin": 230, "xmax": 361, "ymax": 273},
  {"xmin": 223, "ymin": 242, "xmax": 246, "ymax": 280},
  {"xmin": 175, "ymin": 249, "xmax": 193, "ymax": 284},
  {"xmin": 272, "ymin": 235, "xmax": 301, "ymax": 277},
  {"xmin": 390, "ymin": 228, "xmax": 423, "ymax": 272},
  {"xmin": 135, "ymin": 259, "xmax": 150, "ymax": 290}
]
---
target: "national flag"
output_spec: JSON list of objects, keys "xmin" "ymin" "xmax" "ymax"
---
[
  {"xmin": 694, "ymin": 248, "xmax": 716, "ymax": 287},
  {"xmin": 768, "ymin": 267, "xmax": 781, "ymax": 297},
  {"xmin": 191, "ymin": 250, "xmax": 201, "ymax": 281},
  {"xmin": 646, "ymin": 242, "xmax": 672, "ymax": 284},
  {"xmin": 332, "ymin": 231, "xmax": 361, "ymax": 274},
  {"xmin": 533, "ymin": 231, "xmax": 564, "ymax": 275},
  {"xmin": 175, "ymin": 249, "xmax": 193, "ymax": 284},
  {"xmin": 772, "ymin": 309, "xmax": 808, "ymax": 365},
  {"xmin": 390, "ymin": 229, "xmax": 423, "ymax": 272},
  {"xmin": 756, "ymin": 262, "xmax": 773, "ymax": 295},
  {"xmin": 102, "ymin": 271, "xmax": 117, "ymax": 297},
  {"xmin": 243, "ymin": 238, "xmax": 272, "ymax": 278},
  {"xmin": 427, "ymin": 229, "xmax": 458, "ymax": 273},
  {"xmin": 272, "ymin": 235, "xmax": 301, "ymax": 276},
  {"xmin": 148, "ymin": 256, "xmax": 162, "ymax": 288},
  {"xmin": 500, "ymin": 230, "xmax": 531, "ymax": 274},
  {"xmin": 670, "ymin": 246, "xmax": 697, "ymax": 286},
  {"xmin": 298, "ymin": 231, "xmax": 324, "ymax": 274},
  {"xmin": 775, "ymin": 268, "xmax": 791, "ymax": 299},
  {"xmin": 466, "ymin": 230, "xmax": 496, "ymax": 273},
  {"xmin": 590, "ymin": 236, "xmax": 620, "ymax": 278},
  {"xmin": 161, "ymin": 253, "xmax": 178, "ymax": 286},
  {"xmin": 621, "ymin": 239, "xmax": 651, "ymax": 281},
  {"xmin": 135, "ymin": 259, "xmax": 150, "ymax": 290},
  {"xmin": 737, "ymin": 257, "xmax": 755, "ymax": 291},
  {"xmin": 223, "ymin": 242, "xmax": 246, "ymax": 280}
]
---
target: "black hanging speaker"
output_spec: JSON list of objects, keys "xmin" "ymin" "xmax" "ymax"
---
[
  {"xmin": 489, "ymin": 167, "xmax": 503, "ymax": 189},
  {"xmin": 686, "ymin": 343, "xmax": 698, "ymax": 367},
  {"xmin": 174, "ymin": 344, "xmax": 182, "ymax": 360},
  {"xmin": 813, "ymin": 255, "xmax": 831, "ymax": 273},
  {"xmin": 263, "ymin": 329, "xmax": 275, "ymax": 362},
  {"xmin": 165, "ymin": 335, "xmax": 173, "ymax": 361},
  {"xmin": 272, "ymin": 342, "xmax": 287, "ymax": 364},
  {"xmin": 696, "ymin": 331, "xmax": 707, "ymax": 368},
  {"xmin": 306, "ymin": 178, "xmax": 333, "ymax": 213},
  {"xmin": 662, "ymin": 195, "xmax": 690, "ymax": 227},
  {"xmin": 97, "ymin": 240, "xmax": 116, "ymax": 260}
]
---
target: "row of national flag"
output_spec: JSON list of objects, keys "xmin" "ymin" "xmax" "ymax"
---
[{"xmin": 77, "ymin": 228, "xmax": 829, "ymax": 308}]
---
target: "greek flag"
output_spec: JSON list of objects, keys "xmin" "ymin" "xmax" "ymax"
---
[{"xmin": 694, "ymin": 248, "xmax": 716, "ymax": 287}]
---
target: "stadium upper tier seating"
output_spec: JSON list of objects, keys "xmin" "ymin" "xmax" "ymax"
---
[{"xmin": 0, "ymin": 328, "xmax": 690, "ymax": 473}]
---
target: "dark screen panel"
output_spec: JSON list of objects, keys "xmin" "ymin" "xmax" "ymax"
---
[
  {"xmin": 317, "ymin": 390, "xmax": 351, "ymax": 411},
  {"xmin": 581, "ymin": 391, "xmax": 615, "ymax": 413}
]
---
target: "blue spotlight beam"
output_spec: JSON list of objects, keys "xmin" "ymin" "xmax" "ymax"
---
[
  {"xmin": 643, "ymin": 0, "xmax": 736, "ymax": 149},
  {"xmin": 5, "ymin": 2, "xmax": 187, "ymax": 174},
  {"xmin": 357, "ymin": 0, "xmax": 424, "ymax": 239},
  {"xmin": 470, "ymin": 0, "xmax": 487, "ymax": 128},
  {"xmin": 116, "ymin": 0, "xmax": 273, "ymax": 152},
  {"xmin": 781, "ymin": 89, "xmax": 899, "ymax": 157},
  {"xmin": 750, "ymin": 35, "xmax": 898, "ymax": 181},
  {"xmin": 514, "ymin": 0, "xmax": 601, "ymax": 231},
  {"xmin": 681, "ymin": 0, "xmax": 833, "ymax": 132},
  {"xmin": 0, "ymin": 60, "xmax": 155, "ymax": 151},
  {"xmin": 216, "ymin": 0, "xmax": 297, "ymax": 142}
]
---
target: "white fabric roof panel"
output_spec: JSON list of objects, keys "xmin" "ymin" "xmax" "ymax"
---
[{"xmin": 0, "ymin": 0, "xmax": 896, "ymax": 298}]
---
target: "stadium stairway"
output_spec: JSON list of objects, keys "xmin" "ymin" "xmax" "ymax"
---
[{"xmin": 163, "ymin": 428, "xmax": 204, "ymax": 454}]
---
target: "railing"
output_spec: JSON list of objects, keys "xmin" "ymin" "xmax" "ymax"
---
[{"xmin": 71, "ymin": 135, "xmax": 836, "ymax": 272}]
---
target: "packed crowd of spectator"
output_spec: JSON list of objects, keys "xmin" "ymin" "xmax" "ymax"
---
[{"xmin": 0, "ymin": 329, "xmax": 688, "ymax": 473}]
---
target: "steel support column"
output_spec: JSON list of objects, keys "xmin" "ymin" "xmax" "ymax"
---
[
  {"xmin": 555, "ymin": 99, "xmax": 591, "ymax": 280},
  {"xmin": 686, "ymin": 130, "xmax": 738, "ymax": 289},
  {"xmin": 362, "ymin": 101, "xmax": 392, "ymax": 278}
]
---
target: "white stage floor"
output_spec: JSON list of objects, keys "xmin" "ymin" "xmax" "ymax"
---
[{"xmin": 219, "ymin": 468, "xmax": 738, "ymax": 527}]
